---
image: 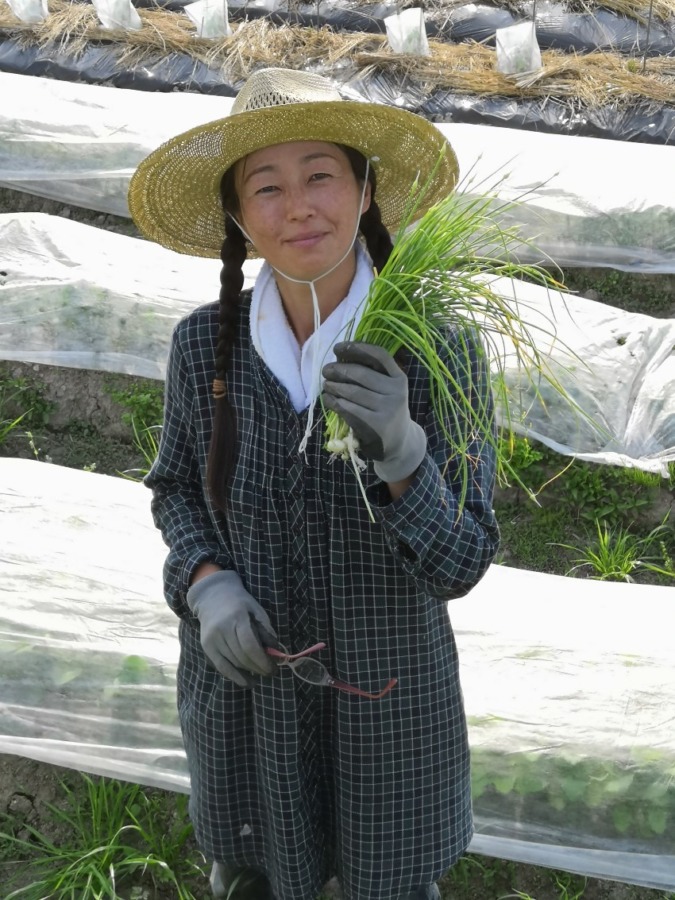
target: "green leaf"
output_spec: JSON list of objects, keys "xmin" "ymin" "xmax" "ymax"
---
[
  {"xmin": 493, "ymin": 774, "xmax": 516, "ymax": 795},
  {"xmin": 612, "ymin": 805, "xmax": 632, "ymax": 833},
  {"xmin": 52, "ymin": 664, "xmax": 83, "ymax": 686},
  {"xmin": 647, "ymin": 808, "xmax": 668, "ymax": 835},
  {"xmin": 561, "ymin": 776, "xmax": 586, "ymax": 802},
  {"xmin": 515, "ymin": 772, "xmax": 547, "ymax": 795},
  {"xmin": 604, "ymin": 773, "xmax": 634, "ymax": 796},
  {"xmin": 584, "ymin": 781, "xmax": 606, "ymax": 809}
]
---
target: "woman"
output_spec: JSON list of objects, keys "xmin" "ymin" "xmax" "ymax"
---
[{"xmin": 129, "ymin": 67, "xmax": 499, "ymax": 900}]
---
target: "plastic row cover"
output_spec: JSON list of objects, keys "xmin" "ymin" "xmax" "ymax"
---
[
  {"xmin": 1, "ymin": 457, "xmax": 674, "ymax": 889},
  {"xmin": 2, "ymin": 212, "xmax": 675, "ymax": 473},
  {"xmin": 2, "ymin": 72, "xmax": 674, "ymax": 271},
  {"xmin": 0, "ymin": 37, "xmax": 674, "ymax": 143}
]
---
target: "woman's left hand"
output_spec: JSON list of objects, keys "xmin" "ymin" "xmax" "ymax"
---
[{"xmin": 322, "ymin": 341, "xmax": 426, "ymax": 483}]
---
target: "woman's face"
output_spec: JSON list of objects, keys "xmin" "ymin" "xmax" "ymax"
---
[{"xmin": 234, "ymin": 140, "xmax": 371, "ymax": 282}]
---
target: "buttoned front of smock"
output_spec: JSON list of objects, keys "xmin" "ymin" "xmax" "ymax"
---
[{"xmin": 145, "ymin": 291, "xmax": 499, "ymax": 900}]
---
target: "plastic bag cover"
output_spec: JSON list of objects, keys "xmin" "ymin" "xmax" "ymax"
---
[
  {"xmin": 2, "ymin": 73, "xmax": 674, "ymax": 271},
  {"xmin": 0, "ymin": 213, "xmax": 260, "ymax": 379},
  {"xmin": 2, "ymin": 212, "xmax": 674, "ymax": 472},
  {"xmin": 1, "ymin": 457, "xmax": 674, "ymax": 889}
]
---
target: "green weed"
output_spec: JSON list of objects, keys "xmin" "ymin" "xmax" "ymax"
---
[
  {"xmin": 0, "ymin": 375, "xmax": 53, "ymax": 432},
  {"xmin": 442, "ymin": 853, "xmax": 516, "ymax": 893},
  {"xmin": 24, "ymin": 430, "xmax": 47, "ymax": 462},
  {"xmin": 105, "ymin": 380, "xmax": 163, "ymax": 480},
  {"xmin": 561, "ymin": 461, "xmax": 655, "ymax": 526},
  {"xmin": 555, "ymin": 517, "xmax": 675, "ymax": 582},
  {"xmin": 552, "ymin": 871, "xmax": 587, "ymax": 899},
  {"xmin": 493, "ymin": 502, "xmax": 575, "ymax": 574},
  {"xmin": 0, "ymin": 409, "xmax": 27, "ymax": 447},
  {"xmin": 0, "ymin": 773, "xmax": 205, "ymax": 899},
  {"xmin": 105, "ymin": 381, "xmax": 164, "ymax": 431},
  {"xmin": 0, "ymin": 376, "xmax": 53, "ymax": 449},
  {"xmin": 497, "ymin": 434, "xmax": 545, "ymax": 488},
  {"xmin": 119, "ymin": 419, "xmax": 161, "ymax": 481},
  {"xmin": 561, "ymin": 268, "xmax": 675, "ymax": 319}
]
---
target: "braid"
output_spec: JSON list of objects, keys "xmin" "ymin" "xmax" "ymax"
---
[
  {"xmin": 360, "ymin": 199, "xmax": 411, "ymax": 368},
  {"xmin": 214, "ymin": 214, "xmax": 246, "ymax": 387},
  {"xmin": 206, "ymin": 208, "xmax": 248, "ymax": 511},
  {"xmin": 360, "ymin": 199, "xmax": 393, "ymax": 274}
]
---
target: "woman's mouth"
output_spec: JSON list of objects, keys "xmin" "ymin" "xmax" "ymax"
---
[{"xmin": 286, "ymin": 232, "xmax": 325, "ymax": 248}]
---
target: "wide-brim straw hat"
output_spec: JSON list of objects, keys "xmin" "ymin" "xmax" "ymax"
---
[{"xmin": 128, "ymin": 67, "xmax": 459, "ymax": 259}]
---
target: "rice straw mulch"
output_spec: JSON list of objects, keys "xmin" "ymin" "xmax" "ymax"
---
[
  {"xmin": 568, "ymin": 0, "xmax": 674, "ymax": 24},
  {"xmin": 1, "ymin": 2, "xmax": 674, "ymax": 108},
  {"xmin": 412, "ymin": 0, "xmax": 675, "ymax": 26}
]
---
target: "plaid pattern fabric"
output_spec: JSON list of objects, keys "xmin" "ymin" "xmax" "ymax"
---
[{"xmin": 145, "ymin": 293, "xmax": 499, "ymax": 900}]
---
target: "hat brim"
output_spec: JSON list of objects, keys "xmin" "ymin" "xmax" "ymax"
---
[{"xmin": 128, "ymin": 100, "xmax": 459, "ymax": 259}]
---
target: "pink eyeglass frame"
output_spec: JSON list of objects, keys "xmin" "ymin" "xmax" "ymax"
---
[{"xmin": 265, "ymin": 642, "xmax": 397, "ymax": 700}]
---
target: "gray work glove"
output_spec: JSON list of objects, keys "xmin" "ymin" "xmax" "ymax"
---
[
  {"xmin": 186, "ymin": 570, "xmax": 277, "ymax": 688},
  {"xmin": 322, "ymin": 341, "xmax": 427, "ymax": 483}
]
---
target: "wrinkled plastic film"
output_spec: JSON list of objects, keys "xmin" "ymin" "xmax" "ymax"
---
[
  {"xmin": 2, "ymin": 213, "xmax": 674, "ymax": 472},
  {"xmin": 1, "ymin": 458, "xmax": 674, "ymax": 889},
  {"xmin": 1, "ymin": 73, "xmax": 674, "ymax": 271}
]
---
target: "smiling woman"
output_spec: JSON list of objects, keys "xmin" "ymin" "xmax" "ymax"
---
[
  {"xmin": 128, "ymin": 67, "xmax": 499, "ymax": 900},
  {"xmin": 230, "ymin": 141, "xmax": 372, "ymax": 343}
]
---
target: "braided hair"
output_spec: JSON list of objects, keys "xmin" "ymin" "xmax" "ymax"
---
[{"xmin": 206, "ymin": 145, "xmax": 394, "ymax": 510}]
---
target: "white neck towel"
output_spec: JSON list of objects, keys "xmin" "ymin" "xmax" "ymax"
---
[{"xmin": 249, "ymin": 244, "xmax": 374, "ymax": 413}]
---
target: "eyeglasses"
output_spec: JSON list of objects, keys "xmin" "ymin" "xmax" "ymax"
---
[{"xmin": 265, "ymin": 642, "xmax": 397, "ymax": 700}]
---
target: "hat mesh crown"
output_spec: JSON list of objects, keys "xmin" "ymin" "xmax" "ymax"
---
[{"xmin": 232, "ymin": 68, "xmax": 342, "ymax": 114}]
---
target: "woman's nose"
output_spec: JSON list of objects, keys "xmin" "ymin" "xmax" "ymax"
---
[{"xmin": 285, "ymin": 186, "xmax": 314, "ymax": 219}]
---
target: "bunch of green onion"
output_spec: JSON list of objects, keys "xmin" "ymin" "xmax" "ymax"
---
[{"xmin": 322, "ymin": 155, "xmax": 583, "ymax": 515}]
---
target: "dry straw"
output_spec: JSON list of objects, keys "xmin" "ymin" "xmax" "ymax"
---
[
  {"xmin": 1, "ymin": 2, "xmax": 674, "ymax": 107},
  {"xmin": 414, "ymin": 0, "xmax": 675, "ymax": 25}
]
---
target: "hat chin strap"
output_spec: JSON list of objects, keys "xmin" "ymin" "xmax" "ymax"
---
[{"xmin": 229, "ymin": 158, "xmax": 371, "ymax": 456}]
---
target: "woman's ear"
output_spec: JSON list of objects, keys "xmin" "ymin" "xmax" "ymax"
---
[{"xmin": 361, "ymin": 180, "xmax": 372, "ymax": 216}]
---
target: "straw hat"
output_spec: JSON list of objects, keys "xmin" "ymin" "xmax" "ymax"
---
[{"xmin": 128, "ymin": 68, "xmax": 459, "ymax": 259}]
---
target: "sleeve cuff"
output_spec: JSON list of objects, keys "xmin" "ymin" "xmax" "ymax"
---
[
  {"xmin": 172, "ymin": 549, "xmax": 233, "ymax": 619},
  {"xmin": 366, "ymin": 454, "xmax": 453, "ymax": 571}
]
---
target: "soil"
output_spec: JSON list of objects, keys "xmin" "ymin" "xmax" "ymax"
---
[{"xmin": 1, "ymin": 187, "xmax": 674, "ymax": 899}]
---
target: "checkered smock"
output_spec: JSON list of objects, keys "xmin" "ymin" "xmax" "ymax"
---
[{"xmin": 145, "ymin": 292, "xmax": 499, "ymax": 900}]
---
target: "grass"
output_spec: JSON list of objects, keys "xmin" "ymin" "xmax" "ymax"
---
[
  {"xmin": 555, "ymin": 517, "xmax": 674, "ymax": 581},
  {"xmin": 0, "ymin": 773, "xmax": 205, "ymax": 899},
  {"xmin": 0, "ymin": 374, "xmax": 54, "ymax": 450},
  {"xmin": 1, "ymin": 768, "xmax": 672, "ymax": 899},
  {"xmin": 493, "ymin": 434, "xmax": 675, "ymax": 585}
]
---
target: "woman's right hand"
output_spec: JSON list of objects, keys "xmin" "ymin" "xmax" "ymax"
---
[{"xmin": 186, "ymin": 570, "xmax": 277, "ymax": 687}]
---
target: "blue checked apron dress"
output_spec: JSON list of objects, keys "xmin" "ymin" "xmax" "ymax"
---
[{"xmin": 145, "ymin": 291, "xmax": 499, "ymax": 900}]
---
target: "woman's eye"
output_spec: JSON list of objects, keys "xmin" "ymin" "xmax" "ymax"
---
[
  {"xmin": 255, "ymin": 184, "xmax": 278, "ymax": 195},
  {"xmin": 310, "ymin": 172, "xmax": 331, "ymax": 182}
]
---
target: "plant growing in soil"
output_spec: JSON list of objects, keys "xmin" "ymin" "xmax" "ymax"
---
[
  {"xmin": 0, "ymin": 774, "xmax": 205, "ymax": 899},
  {"xmin": 555, "ymin": 516, "xmax": 675, "ymax": 582}
]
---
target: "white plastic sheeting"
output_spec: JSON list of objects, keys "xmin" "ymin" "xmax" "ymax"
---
[
  {"xmin": 1, "ymin": 458, "xmax": 674, "ymax": 889},
  {"xmin": 0, "ymin": 213, "xmax": 260, "ymax": 378},
  {"xmin": 486, "ymin": 274, "xmax": 675, "ymax": 475},
  {"xmin": 2, "ymin": 212, "xmax": 675, "ymax": 472},
  {"xmin": 1, "ymin": 72, "xmax": 675, "ymax": 271}
]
